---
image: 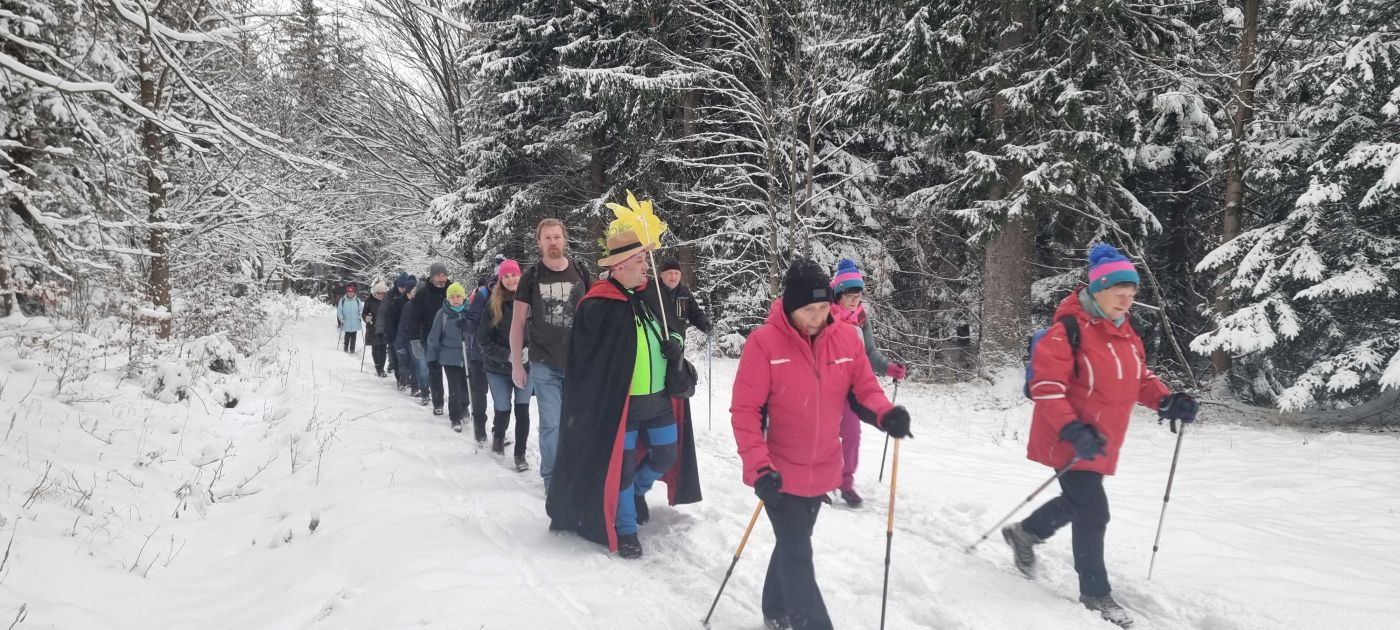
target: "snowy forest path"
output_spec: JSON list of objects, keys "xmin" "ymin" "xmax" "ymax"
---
[{"xmin": 280, "ymin": 309, "xmax": 1400, "ymax": 630}]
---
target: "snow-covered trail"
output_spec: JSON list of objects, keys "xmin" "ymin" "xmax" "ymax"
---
[{"xmin": 3, "ymin": 304, "xmax": 1397, "ymax": 629}]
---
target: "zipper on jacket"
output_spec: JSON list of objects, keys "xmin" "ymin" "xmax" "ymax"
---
[
  {"xmin": 1107, "ymin": 342, "xmax": 1124, "ymax": 379},
  {"xmin": 1130, "ymin": 344, "xmax": 1143, "ymax": 380},
  {"xmin": 1082, "ymin": 354, "xmax": 1095, "ymax": 397}
]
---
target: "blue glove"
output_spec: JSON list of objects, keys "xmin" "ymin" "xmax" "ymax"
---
[{"xmin": 1059, "ymin": 421, "xmax": 1107, "ymax": 461}]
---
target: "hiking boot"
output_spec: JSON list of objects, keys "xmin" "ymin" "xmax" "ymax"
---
[
  {"xmin": 476, "ymin": 436, "xmax": 488, "ymax": 448},
  {"xmin": 763, "ymin": 616, "xmax": 792, "ymax": 630},
  {"xmin": 419, "ymin": 396, "xmax": 430, "ymax": 406},
  {"xmin": 376, "ymin": 370, "xmax": 387, "ymax": 378},
  {"xmin": 1079, "ymin": 594, "xmax": 1133, "ymax": 628},
  {"xmin": 451, "ymin": 420, "xmax": 462, "ymax": 433},
  {"xmin": 839, "ymin": 488, "xmax": 863, "ymax": 508},
  {"xmin": 617, "ymin": 533, "xmax": 643, "ymax": 559},
  {"xmin": 492, "ymin": 436, "xmax": 505, "ymax": 455},
  {"xmin": 514, "ymin": 455, "xmax": 529, "ymax": 472},
  {"xmin": 1002, "ymin": 522, "xmax": 1043, "ymax": 578},
  {"xmin": 396, "ymin": 382, "xmax": 407, "ymax": 391}
]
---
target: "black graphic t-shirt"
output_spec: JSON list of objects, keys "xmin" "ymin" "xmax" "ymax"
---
[{"xmin": 515, "ymin": 260, "xmax": 589, "ymax": 369}]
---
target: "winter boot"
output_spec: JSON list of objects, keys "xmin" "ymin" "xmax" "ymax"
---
[
  {"xmin": 839, "ymin": 488, "xmax": 863, "ymax": 508},
  {"xmin": 1079, "ymin": 594, "xmax": 1133, "ymax": 628},
  {"xmin": 617, "ymin": 533, "xmax": 643, "ymax": 559},
  {"xmin": 1002, "ymin": 522, "xmax": 1044, "ymax": 578},
  {"xmin": 419, "ymin": 393, "xmax": 431, "ymax": 406},
  {"xmin": 433, "ymin": 406, "xmax": 444, "ymax": 416},
  {"xmin": 514, "ymin": 455, "xmax": 529, "ymax": 472},
  {"xmin": 763, "ymin": 616, "xmax": 792, "ymax": 630},
  {"xmin": 451, "ymin": 419, "xmax": 462, "ymax": 433},
  {"xmin": 492, "ymin": 435, "xmax": 506, "ymax": 455},
  {"xmin": 377, "ymin": 369, "xmax": 387, "ymax": 378}
]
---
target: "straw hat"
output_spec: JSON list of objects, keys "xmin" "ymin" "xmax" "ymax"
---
[{"xmin": 597, "ymin": 229, "xmax": 655, "ymax": 267}]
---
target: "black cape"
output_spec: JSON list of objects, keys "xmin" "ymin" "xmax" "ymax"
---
[{"xmin": 546, "ymin": 277, "xmax": 702, "ymax": 552}]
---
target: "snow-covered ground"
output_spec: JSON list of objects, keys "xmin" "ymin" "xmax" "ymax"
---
[{"xmin": 2, "ymin": 299, "xmax": 1397, "ymax": 629}]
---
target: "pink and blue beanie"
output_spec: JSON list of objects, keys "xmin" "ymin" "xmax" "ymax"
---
[
  {"xmin": 831, "ymin": 258, "xmax": 865, "ymax": 294},
  {"xmin": 1087, "ymin": 244, "xmax": 1140, "ymax": 293}
]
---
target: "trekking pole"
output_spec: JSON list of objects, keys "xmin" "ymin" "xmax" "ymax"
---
[
  {"xmin": 707, "ymin": 333, "xmax": 714, "ymax": 431},
  {"xmin": 1148, "ymin": 424, "xmax": 1187, "ymax": 580},
  {"xmin": 359, "ymin": 336, "xmax": 367, "ymax": 371},
  {"xmin": 878, "ymin": 381, "xmax": 900, "ymax": 483},
  {"xmin": 701, "ymin": 501, "xmax": 765, "ymax": 628},
  {"xmin": 964, "ymin": 456, "xmax": 1082, "ymax": 553},
  {"xmin": 879, "ymin": 438, "xmax": 902, "ymax": 629}
]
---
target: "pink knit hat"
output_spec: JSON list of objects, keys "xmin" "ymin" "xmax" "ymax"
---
[{"xmin": 497, "ymin": 259, "xmax": 522, "ymax": 278}]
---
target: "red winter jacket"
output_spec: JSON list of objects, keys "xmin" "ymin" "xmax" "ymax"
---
[
  {"xmin": 732, "ymin": 298, "xmax": 896, "ymax": 497},
  {"xmin": 1027, "ymin": 289, "xmax": 1172, "ymax": 475}
]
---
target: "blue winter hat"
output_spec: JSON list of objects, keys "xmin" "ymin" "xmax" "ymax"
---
[
  {"xmin": 1086, "ymin": 244, "xmax": 1140, "ymax": 293},
  {"xmin": 831, "ymin": 258, "xmax": 865, "ymax": 295},
  {"xmin": 394, "ymin": 272, "xmax": 418, "ymax": 290}
]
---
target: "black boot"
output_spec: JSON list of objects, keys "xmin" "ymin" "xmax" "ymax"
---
[
  {"xmin": 617, "ymin": 533, "xmax": 643, "ymax": 559},
  {"xmin": 491, "ymin": 410, "xmax": 510, "ymax": 454},
  {"xmin": 513, "ymin": 403, "xmax": 531, "ymax": 456}
]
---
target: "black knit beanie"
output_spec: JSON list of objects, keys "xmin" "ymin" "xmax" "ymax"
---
[
  {"xmin": 782, "ymin": 258, "xmax": 832, "ymax": 316},
  {"xmin": 660, "ymin": 257, "xmax": 682, "ymax": 273}
]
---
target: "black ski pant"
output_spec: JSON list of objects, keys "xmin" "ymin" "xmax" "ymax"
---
[
  {"xmin": 1022, "ymin": 470, "xmax": 1111, "ymax": 597},
  {"xmin": 386, "ymin": 342, "xmax": 399, "ymax": 375},
  {"xmin": 468, "ymin": 360, "xmax": 489, "ymax": 437},
  {"xmin": 762, "ymin": 495, "xmax": 832, "ymax": 630},
  {"xmin": 342, "ymin": 331, "xmax": 357, "ymax": 353},
  {"xmin": 427, "ymin": 361, "xmax": 445, "ymax": 407},
  {"xmin": 371, "ymin": 344, "xmax": 387, "ymax": 372},
  {"xmin": 442, "ymin": 365, "xmax": 467, "ymax": 422}
]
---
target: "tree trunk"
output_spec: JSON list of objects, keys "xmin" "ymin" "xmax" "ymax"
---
[
  {"xmin": 978, "ymin": 1, "xmax": 1034, "ymax": 367},
  {"xmin": 1213, "ymin": 0, "xmax": 1261, "ymax": 377},
  {"xmin": 140, "ymin": 44, "xmax": 172, "ymax": 339}
]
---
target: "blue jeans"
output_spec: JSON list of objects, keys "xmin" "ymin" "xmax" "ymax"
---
[
  {"xmin": 532, "ymin": 362, "xmax": 565, "ymax": 486},
  {"xmin": 410, "ymin": 340, "xmax": 431, "ymax": 394},
  {"xmin": 486, "ymin": 369, "xmax": 533, "ymax": 410}
]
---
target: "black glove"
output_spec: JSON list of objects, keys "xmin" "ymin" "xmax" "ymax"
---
[
  {"xmin": 1158, "ymin": 392, "xmax": 1198, "ymax": 433},
  {"xmin": 754, "ymin": 467, "xmax": 783, "ymax": 504},
  {"xmin": 879, "ymin": 406, "xmax": 913, "ymax": 439},
  {"xmin": 661, "ymin": 337, "xmax": 685, "ymax": 363},
  {"xmin": 1059, "ymin": 421, "xmax": 1107, "ymax": 461}
]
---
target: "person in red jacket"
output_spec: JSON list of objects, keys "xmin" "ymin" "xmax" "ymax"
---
[
  {"xmin": 1003, "ymin": 244, "xmax": 1198, "ymax": 628},
  {"xmin": 731, "ymin": 258, "xmax": 913, "ymax": 630}
]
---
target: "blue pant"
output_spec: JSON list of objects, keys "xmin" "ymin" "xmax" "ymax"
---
[
  {"xmin": 615, "ymin": 394, "xmax": 678, "ymax": 536},
  {"xmin": 532, "ymin": 362, "xmax": 565, "ymax": 486},
  {"xmin": 486, "ymin": 369, "xmax": 533, "ymax": 410},
  {"xmin": 410, "ymin": 340, "xmax": 432, "ymax": 397}
]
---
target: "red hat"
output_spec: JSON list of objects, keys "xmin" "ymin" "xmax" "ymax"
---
[{"xmin": 345, "ymin": 284, "xmax": 357, "ymax": 293}]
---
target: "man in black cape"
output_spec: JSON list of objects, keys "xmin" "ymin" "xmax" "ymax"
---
[{"xmin": 546, "ymin": 228, "xmax": 702, "ymax": 558}]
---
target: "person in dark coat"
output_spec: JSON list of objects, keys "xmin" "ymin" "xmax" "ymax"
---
[
  {"xmin": 657, "ymin": 257, "xmax": 712, "ymax": 335},
  {"xmin": 546, "ymin": 229, "xmax": 702, "ymax": 560},
  {"xmin": 409, "ymin": 263, "xmax": 451, "ymax": 411},
  {"xmin": 476, "ymin": 259, "xmax": 533, "ymax": 469},
  {"xmin": 462, "ymin": 273, "xmax": 493, "ymax": 443},
  {"xmin": 385, "ymin": 273, "xmax": 416, "ymax": 390},
  {"xmin": 363, "ymin": 281, "xmax": 389, "ymax": 377},
  {"xmin": 378, "ymin": 277, "xmax": 404, "ymax": 380},
  {"xmin": 396, "ymin": 283, "xmax": 422, "ymax": 397}
]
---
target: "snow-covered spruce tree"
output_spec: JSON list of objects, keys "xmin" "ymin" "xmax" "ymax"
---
[
  {"xmin": 651, "ymin": 0, "xmax": 878, "ymax": 332},
  {"xmin": 1193, "ymin": 4, "xmax": 1400, "ymax": 410},
  {"xmin": 434, "ymin": 0, "xmax": 615, "ymax": 269}
]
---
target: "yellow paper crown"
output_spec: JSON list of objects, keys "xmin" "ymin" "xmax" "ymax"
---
[{"xmin": 605, "ymin": 190, "xmax": 667, "ymax": 248}]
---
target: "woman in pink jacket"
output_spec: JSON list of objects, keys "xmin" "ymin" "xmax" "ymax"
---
[
  {"xmin": 731, "ymin": 259, "xmax": 912, "ymax": 630},
  {"xmin": 1004, "ymin": 244, "xmax": 1197, "ymax": 628}
]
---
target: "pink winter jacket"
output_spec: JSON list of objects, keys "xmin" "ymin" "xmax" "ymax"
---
[{"xmin": 731, "ymin": 299, "xmax": 896, "ymax": 497}]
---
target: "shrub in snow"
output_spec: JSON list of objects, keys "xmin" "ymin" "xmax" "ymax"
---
[
  {"xmin": 188, "ymin": 333, "xmax": 239, "ymax": 375},
  {"xmin": 145, "ymin": 361, "xmax": 192, "ymax": 403}
]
